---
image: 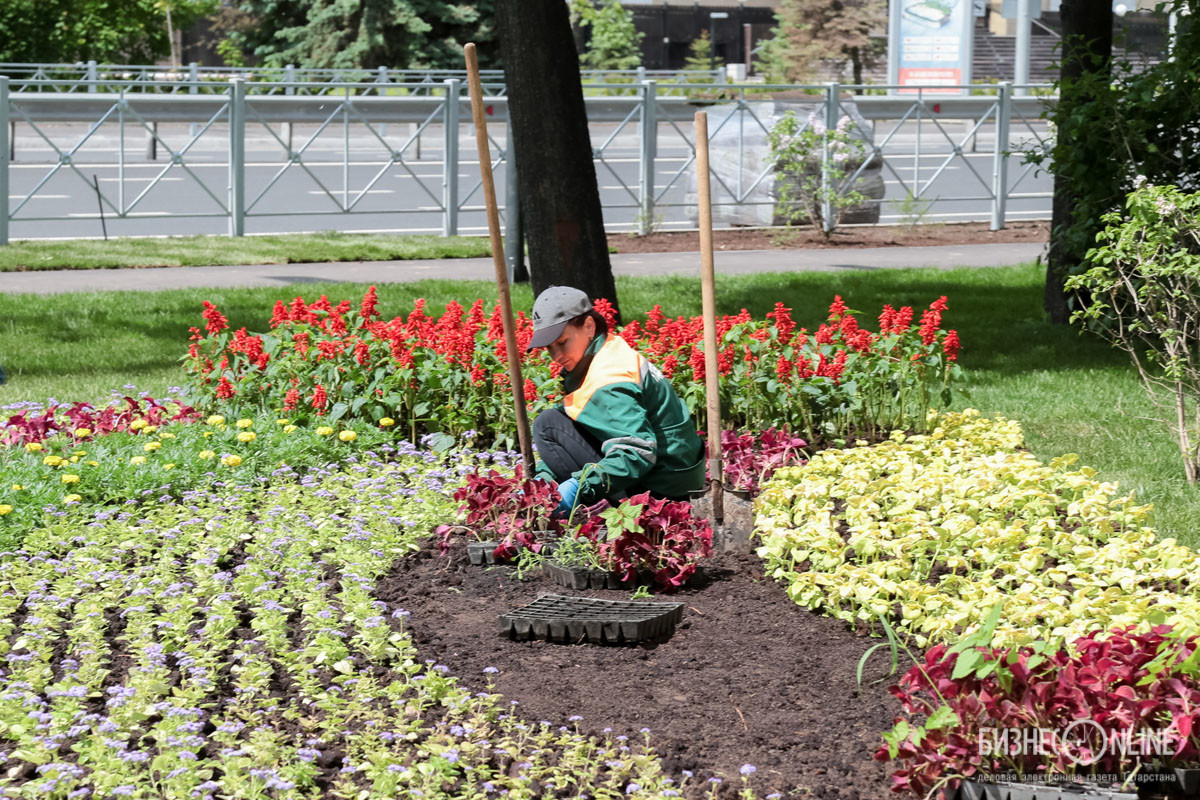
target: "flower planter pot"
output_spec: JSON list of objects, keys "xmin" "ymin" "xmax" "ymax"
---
[
  {"xmin": 467, "ymin": 540, "xmax": 508, "ymax": 566},
  {"xmin": 498, "ymin": 593, "xmax": 685, "ymax": 644},
  {"xmin": 1173, "ymin": 769, "xmax": 1200, "ymax": 798}
]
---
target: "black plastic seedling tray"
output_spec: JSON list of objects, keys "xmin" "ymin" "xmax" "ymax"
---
[
  {"xmin": 467, "ymin": 541, "xmax": 506, "ymax": 565},
  {"xmin": 498, "ymin": 594, "xmax": 685, "ymax": 644}
]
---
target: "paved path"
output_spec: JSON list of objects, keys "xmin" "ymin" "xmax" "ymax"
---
[{"xmin": 0, "ymin": 243, "xmax": 1046, "ymax": 295}]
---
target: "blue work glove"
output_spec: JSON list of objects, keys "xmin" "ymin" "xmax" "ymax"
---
[{"xmin": 554, "ymin": 478, "xmax": 580, "ymax": 517}]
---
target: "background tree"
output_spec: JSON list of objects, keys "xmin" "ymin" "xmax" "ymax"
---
[
  {"xmin": 495, "ymin": 0, "xmax": 619, "ymax": 312},
  {"xmin": 770, "ymin": 0, "xmax": 885, "ymax": 84},
  {"xmin": 683, "ymin": 29, "xmax": 714, "ymax": 73},
  {"xmin": 1038, "ymin": 0, "xmax": 1198, "ymax": 323},
  {"xmin": 0, "ymin": 0, "xmax": 213, "ymax": 64},
  {"xmin": 230, "ymin": 0, "xmax": 498, "ymax": 70},
  {"xmin": 570, "ymin": 0, "xmax": 645, "ymax": 71}
]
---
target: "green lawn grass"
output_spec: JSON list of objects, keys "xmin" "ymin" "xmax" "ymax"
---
[
  {"xmin": 2, "ymin": 263, "xmax": 1196, "ymax": 544},
  {"xmin": 0, "ymin": 232, "xmax": 492, "ymax": 271}
]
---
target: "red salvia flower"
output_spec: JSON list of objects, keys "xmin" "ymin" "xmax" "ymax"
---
[
  {"xmin": 215, "ymin": 376, "xmax": 236, "ymax": 399},
  {"xmin": 689, "ymin": 345, "xmax": 706, "ymax": 381},
  {"xmin": 283, "ymin": 388, "xmax": 300, "ymax": 411},
  {"xmin": 767, "ymin": 302, "xmax": 795, "ymax": 341},
  {"xmin": 354, "ymin": 340, "xmax": 371, "ymax": 366},
  {"xmin": 943, "ymin": 329, "xmax": 961, "ymax": 361},
  {"xmin": 894, "ymin": 306, "xmax": 914, "ymax": 330},
  {"xmin": 359, "ymin": 286, "xmax": 379, "ymax": 322},
  {"xmin": 201, "ymin": 301, "xmax": 229, "ymax": 335},
  {"xmin": 311, "ymin": 384, "xmax": 327, "ymax": 410},
  {"xmin": 293, "ymin": 332, "xmax": 310, "ymax": 356},
  {"xmin": 828, "ymin": 295, "xmax": 848, "ymax": 320},
  {"xmin": 524, "ymin": 379, "xmax": 537, "ymax": 402},
  {"xmin": 878, "ymin": 304, "xmax": 896, "ymax": 334},
  {"xmin": 775, "ymin": 356, "xmax": 793, "ymax": 381},
  {"xmin": 593, "ymin": 297, "xmax": 618, "ymax": 329}
]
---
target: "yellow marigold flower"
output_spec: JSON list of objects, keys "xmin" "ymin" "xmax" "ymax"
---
[
  {"xmin": 129, "ymin": 456, "xmax": 147, "ymax": 466},
  {"xmin": 74, "ymin": 427, "xmax": 92, "ymax": 438},
  {"xmin": 237, "ymin": 431, "xmax": 256, "ymax": 443},
  {"xmin": 87, "ymin": 461, "xmax": 98, "ymax": 467},
  {"xmin": 63, "ymin": 494, "xmax": 82, "ymax": 504},
  {"xmin": 10, "ymin": 485, "xmax": 22, "ymax": 491},
  {"xmin": 69, "ymin": 456, "xmax": 79, "ymax": 463},
  {"xmin": 316, "ymin": 426, "xmax": 334, "ymax": 436},
  {"xmin": 338, "ymin": 430, "xmax": 357, "ymax": 442},
  {"xmin": 0, "ymin": 505, "xmax": 12, "ymax": 516},
  {"xmin": 61, "ymin": 474, "xmax": 80, "ymax": 485},
  {"xmin": 380, "ymin": 417, "xmax": 395, "ymax": 428},
  {"xmin": 144, "ymin": 442, "xmax": 162, "ymax": 452},
  {"xmin": 236, "ymin": 419, "xmax": 254, "ymax": 429},
  {"xmin": 199, "ymin": 450, "xmax": 216, "ymax": 460},
  {"xmin": 276, "ymin": 418, "xmax": 291, "ymax": 426},
  {"xmin": 142, "ymin": 425, "xmax": 157, "ymax": 434},
  {"xmin": 25, "ymin": 442, "xmax": 42, "ymax": 453},
  {"xmin": 159, "ymin": 431, "xmax": 175, "ymax": 440},
  {"xmin": 202, "ymin": 431, "xmax": 213, "ymax": 438},
  {"xmin": 73, "ymin": 450, "xmax": 86, "ymax": 457},
  {"xmin": 164, "ymin": 463, "xmax": 175, "ymax": 470},
  {"xmin": 43, "ymin": 456, "xmax": 64, "ymax": 467},
  {"xmin": 129, "ymin": 419, "xmax": 148, "ymax": 431},
  {"xmin": 283, "ymin": 425, "xmax": 297, "ymax": 434},
  {"xmin": 222, "ymin": 454, "xmax": 243, "ymax": 467},
  {"xmin": 206, "ymin": 415, "xmax": 225, "ymax": 426}
]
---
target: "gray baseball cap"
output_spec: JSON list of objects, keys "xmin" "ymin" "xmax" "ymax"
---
[{"xmin": 527, "ymin": 286, "xmax": 592, "ymax": 350}]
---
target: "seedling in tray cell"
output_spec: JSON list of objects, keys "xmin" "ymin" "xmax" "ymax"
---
[
  {"xmin": 436, "ymin": 464, "xmax": 562, "ymax": 561},
  {"xmin": 544, "ymin": 492, "xmax": 713, "ymax": 592}
]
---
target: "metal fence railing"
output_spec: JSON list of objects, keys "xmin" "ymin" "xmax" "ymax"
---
[
  {"xmin": 0, "ymin": 76, "xmax": 1056, "ymax": 248},
  {"xmin": 0, "ymin": 62, "xmax": 725, "ymax": 97}
]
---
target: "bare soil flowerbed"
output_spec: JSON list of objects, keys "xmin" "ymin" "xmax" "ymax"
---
[
  {"xmin": 379, "ymin": 542, "xmax": 899, "ymax": 799},
  {"xmin": 608, "ymin": 220, "xmax": 1049, "ymax": 254}
]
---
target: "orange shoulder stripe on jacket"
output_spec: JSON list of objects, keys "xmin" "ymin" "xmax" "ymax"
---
[{"xmin": 564, "ymin": 336, "xmax": 643, "ymax": 421}]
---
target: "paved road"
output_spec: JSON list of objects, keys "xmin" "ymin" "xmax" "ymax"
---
[{"xmin": 0, "ymin": 242, "xmax": 1046, "ymax": 295}]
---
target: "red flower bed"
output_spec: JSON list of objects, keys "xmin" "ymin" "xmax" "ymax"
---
[{"xmin": 183, "ymin": 289, "xmax": 962, "ymax": 445}]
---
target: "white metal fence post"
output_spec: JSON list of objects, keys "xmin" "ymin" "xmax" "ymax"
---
[
  {"xmin": 990, "ymin": 82, "xmax": 1012, "ymax": 231},
  {"xmin": 229, "ymin": 79, "xmax": 246, "ymax": 237},
  {"xmin": 188, "ymin": 61, "xmax": 199, "ymax": 138},
  {"xmin": 1, "ymin": 77, "xmax": 9, "ymax": 246},
  {"xmin": 283, "ymin": 64, "xmax": 295, "ymax": 154},
  {"xmin": 443, "ymin": 78, "xmax": 460, "ymax": 236},
  {"xmin": 86, "ymin": 60, "xmax": 97, "ymax": 92},
  {"xmin": 639, "ymin": 79, "xmax": 657, "ymax": 235},
  {"xmin": 822, "ymin": 82, "xmax": 840, "ymax": 235}
]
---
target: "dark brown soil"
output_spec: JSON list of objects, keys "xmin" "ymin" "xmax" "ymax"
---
[
  {"xmin": 608, "ymin": 220, "xmax": 1049, "ymax": 254},
  {"xmin": 378, "ymin": 541, "xmax": 901, "ymax": 799}
]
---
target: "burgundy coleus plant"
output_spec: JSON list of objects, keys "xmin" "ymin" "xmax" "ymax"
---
[
  {"xmin": 2, "ymin": 396, "xmax": 200, "ymax": 448},
  {"xmin": 713, "ymin": 427, "xmax": 808, "ymax": 495},
  {"xmin": 437, "ymin": 464, "xmax": 561, "ymax": 558},
  {"xmin": 595, "ymin": 492, "xmax": 713, "ymax": 590},
  {"xmin": 879, "ymin": 624, "xmax": 1200, "ymax": 796}
]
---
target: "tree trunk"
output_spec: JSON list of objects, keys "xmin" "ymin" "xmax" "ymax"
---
[
  {"xmin": 495, "ymin": 0, "xmax": 619, "ymax": 315},
  {"xmin": 1045, "ymin": 0, "xmax": 1113, "ymax": 323}
]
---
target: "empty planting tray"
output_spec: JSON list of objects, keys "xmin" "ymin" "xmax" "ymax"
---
[{"xmin": 498, "ymin": 594, "xmax": 685, "ymax": 644}]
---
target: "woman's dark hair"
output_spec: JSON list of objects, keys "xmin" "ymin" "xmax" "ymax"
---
[{"xmin": 567, "ymin": 309, "xmax": 608, "ymax": 338}]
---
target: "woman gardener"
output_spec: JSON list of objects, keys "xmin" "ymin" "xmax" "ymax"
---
[{"xmin": 526, "ymin": 286, "xmax": 705, "ymax": 517}]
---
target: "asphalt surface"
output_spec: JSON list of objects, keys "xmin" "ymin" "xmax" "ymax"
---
[{"xmin": 0, "ymin": 242, "xmax": 1046, "ymax": 295}]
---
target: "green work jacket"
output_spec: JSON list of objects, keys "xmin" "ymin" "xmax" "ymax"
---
[{"xmin": 535, "ymin": 334, "xmax": 705, "ymax": 505}]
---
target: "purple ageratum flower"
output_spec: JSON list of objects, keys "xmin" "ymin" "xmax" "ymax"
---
[
  {"xmin": 482, "ymin": 666, "xmax": 499, "ymax": 674},
  {"xmin": 111, "ymin": 786, "xmax": 136, "ymax": 796},
  {"xmin": 740, "ymin": 764, "xmax": 757, "ymax": 776},
  {"xmin": 568, "ymin": 715, "xmax": 583, "ymax": 722},
  {"xmin": 625, "ymin": 784, "xmax": 641, "ymax": 794}
]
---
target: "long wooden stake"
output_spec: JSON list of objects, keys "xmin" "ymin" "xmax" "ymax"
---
[
  {"xmin": 465, "ymin": 43, "xmax": 534, "ymax": 468},
  {"xmin": 695, "ymin": 111, "xmax": 723, "ymax": 525}
]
